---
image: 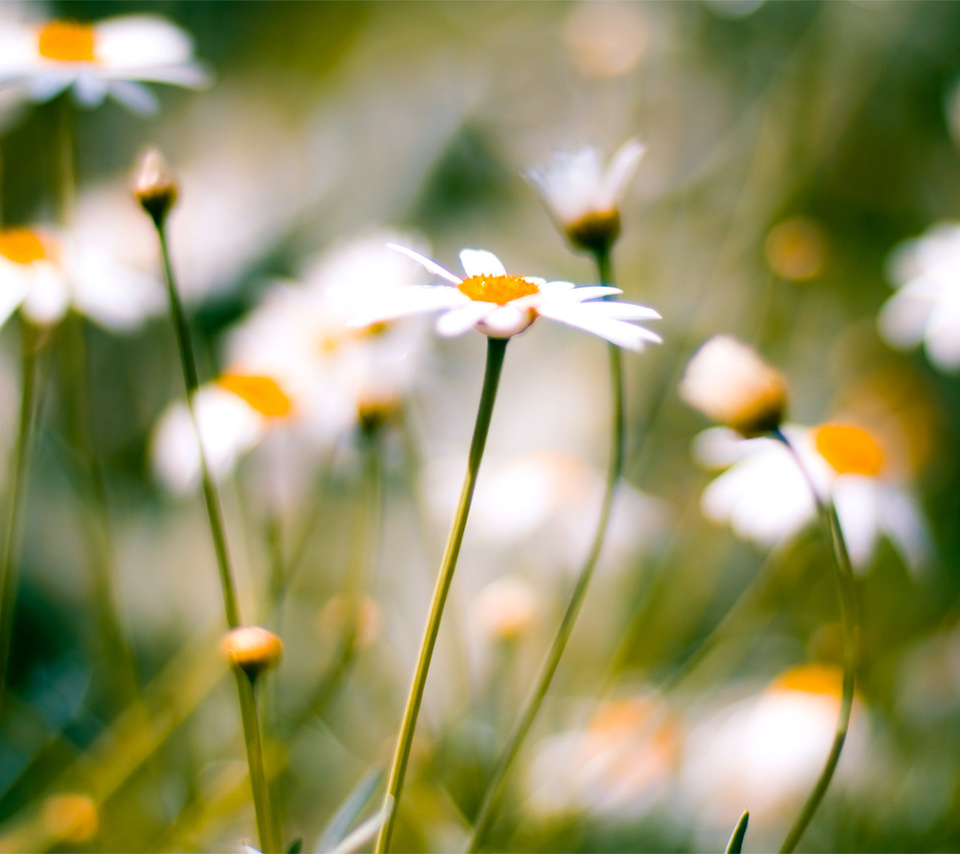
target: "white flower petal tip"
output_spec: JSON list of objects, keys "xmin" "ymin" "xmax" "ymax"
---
[
  {"xmin": 0, "ymin": 15, "xmax": 208, "ymax": 114},
  {"xmin": 680, "ymin": 336, "xmax": 788, "ymax": 437},
  {"xmin": 369, "ymin": 246, "xmax": 660, "ymax": 347}
]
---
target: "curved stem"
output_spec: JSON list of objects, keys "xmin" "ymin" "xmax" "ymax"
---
[
  {"xmin": 376, "ymin": 337, "xmax": 508, "ymax": 854},
  {"xmin": 155, "ymin": 222, "xmax": 240, "ymax": 629},
  {"xmin": 775, "ymin": 429, "xmax": 859, "ymax": 854},
  {"xmin": 466, "ymin": 248, "xmax": 624, "ymax": 852},
  {"xmin": 152, "ymin": 219, "xmax": 281, "ymax": 850},
  {"xmin": 0, "ymin": 324, "xmax": 42, "ymax": 707}
]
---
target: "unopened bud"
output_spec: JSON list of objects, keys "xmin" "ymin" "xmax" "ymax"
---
[
  {"xmin": 565, "ymin": 209, "xmax": 621, "ymax": 255},
  {"xmin": 134, "ymin": 148, "xmax": 178, "ymax": 226},
  {"xmin": 680, "ymin": 335, "xmax": 788, "ymax": 437},
  {"xmin": 221, "ymin": 626, "xmax": 283, "ymax": 678}
]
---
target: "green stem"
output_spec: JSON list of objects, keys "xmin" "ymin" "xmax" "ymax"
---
[
  {"xmin": 376, "ymin": 337, "xmax": 508, "ymax": 854},
  {"xmin": 152, "ymin": 218, "xmax": 280, "ymax": 850},
  {"xmin": 57, "ymin": 95, "xmax": 75, "ymax": 225},
  {"xmin": 775, "ymin": 429, "xmax": 859, "ymax": 854},
  {"xmin": 0, "ymin": 324, "xmax": 41, "ymax": 707},
  {"xmin": 235, "ymin": 669, "xmax": 282, "ymax": 854},
  {"xmin": 466, "ymin": 249, "xmax": 624, "ymax": 852},
  {"xmin": 155, "ymin": 222, "xmax": 240, "ymax": 629}
]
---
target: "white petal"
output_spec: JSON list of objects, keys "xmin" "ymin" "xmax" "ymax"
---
[
  {"xmin": 539, "ymin": 302, "xmax": 657, "ymax": 350},
  {"xmin": 435, "ymin": 301, "xmax": 496, "ymax": 336},
  {"xmin": 600, "ymin": 139, "xmax": 646, "ymax": 207},
  {"xmin": 876, "ymin": 484, "xmax": 933, "ymax": 577},
  {"xmin": 72, "ymin": 70, "xmax": 109, "ymax": 107},
  {"xmin": 584, "ymin": 301, "xmax": 661, "ymax": 321},
  {"xmin": 95, "ymin": 16, "xmax": 195, "ymax": 69},
  {"xmin": 0, "ymin": 271, "xmax": 29, "ymax": 327},
  {"xmin": 833, "ymin": 476, "xmax": 879, "ymax": 571},
  {"xmin": 348, "ymin": 284, "xmax": 466, "ymax": 327},
  {"xmin": 106, "ymin": 79, "xmax": 158, "ymax": 114},
  {"xmin": 561, "ymin": 286, "xmax": 623, "ymax": 303},
  {"xmin": 20, "ymin": 264, "xmax": 70, "ymax": 325},
  {"xmin": 459, "ymin": 248, "xmax": 506, "ymax": 278},
  {"xmin": 877, "ymin": 281, "xmax": 935, "ymax": 350},
  {"xmin": 25, "ymin": 71, "xmax": 74, "ymax": 102},
  {"xmin": 387, "ymin": 243, "xmax": 461, "ymax": 285},
  {"xmin": 476, "ymin": 305, "xmax": 536, "ymax": 337}
]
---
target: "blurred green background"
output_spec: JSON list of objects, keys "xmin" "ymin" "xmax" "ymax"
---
[{"xmin": 2, "ymin": 1, "xmax": 960, "ymax": 852}]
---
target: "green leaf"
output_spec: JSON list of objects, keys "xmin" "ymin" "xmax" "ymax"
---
[
  {"xmin": 287, "ymin": 840, "xmax": 303, "ymax": 854},
  {"xmin": 725, "ymin": 810, "xmax": 750, "ymax": 854}
]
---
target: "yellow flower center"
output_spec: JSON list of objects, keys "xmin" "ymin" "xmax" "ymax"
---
[
  {"xmin": 458, "ymin": 275, "xmax": 539, "ymax": 305},
  {"xmin": 218, "ymin": 375, "xmax": 292, "ymax": 418},
  {"xmin": 38, "ymin": 21, "xmax": 97, "ymax": 62},
  {"xmin": 814, "ymin": 423, "xmax": 884, "ymax": 476},
  {"xmin": 0, "ymin": 228, "xmax": 48, "ymax": 265},
  {"xmin": 771, "ymin": 663, "xmax": 843, "ymax": 698}
]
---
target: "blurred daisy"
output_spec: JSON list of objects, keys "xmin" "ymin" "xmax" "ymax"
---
[
  {"xmin": 526, "ymin": 695, "xmax": 680, "ymax": 819},
  {"xmin": 680, "ymin": 335, "xmax": 788, "ymax": 437},
  {"xmin": 0, "ymin": 225, "xmax": 162, "ymax": 330},
  {"xmin": 151, "ymin": 375, "xmax": 293, "ymax": 495},
  {"xmin": 879, "ymin": 222, "xmax": 960, "ymax": 372},
  {"xmin": 527, "ymin": 140, "xmax": 646, "ymax": 253},
  {"xmin": 694, "ymin": 422, "xmax": 932, "ymax": 575},
  {"xmin": 681, "ymin": 664, "xmax": 863, "ymax": 843},
  {"xmin": 0, "ymin": 15, "xmax": 209, "ymax": 114},
  {"xmin": 352, "ymin": 245, "xmax": 660, "ymax": 349}
]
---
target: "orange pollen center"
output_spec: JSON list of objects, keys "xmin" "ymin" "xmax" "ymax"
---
[
  {"xmin": 814, "ymin": 423, "xmax": 884, "ymax": 476},
  {"xmin": 458, "ymin": 274, "xmax": 539, "ymax": 306},
  {"xmin": 218, "ymin": 375, "xmax": 292, "ymax": 418},
  {"xmin": 0, "ymin": 228, "xmax": 48, "ymax": 264},
  {"xmin": 772, "ymin": 664, "xmax": 843, "ymax": 698},
  {"xmin": 38, "ymin": 21, "xmax": 96, "ymax": 62}
]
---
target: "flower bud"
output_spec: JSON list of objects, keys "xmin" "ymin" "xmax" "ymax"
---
[
  {"xmin": 134, "ymin": 148, "xmax": 178, "ymax": 226},
  {"xmin": 221, "ymin": 626, "xmax": 283, "ymax": 678},
  {"xmin": 42, "ymin": 794, "xmax": 99, "ymax": 844},
  {"xmin": 680, "ymin": 335, "xmax": 788, "ymax": 437}
]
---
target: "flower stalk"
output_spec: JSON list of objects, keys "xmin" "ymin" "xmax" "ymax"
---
[
  {"xmin": 775, "ymin": 428, "xmax": 859, "ymax": 854},
  {"xmin": 466, "ymin": 247, "xmax": 625, "ymax": 852},
  {"xmin": 0, "ymin": 323, "xmax": 43, "ymax": 706},
  {"xmin": 376, "ymin": 337, "xmax": 508, "ymax": 853},
  {"xmin": 141, "ymin": 157, "xmax": 279, "ymax": 850}
]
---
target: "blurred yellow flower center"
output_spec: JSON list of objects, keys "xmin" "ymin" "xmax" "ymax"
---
[
  {"xmin": 814, "ymin": 423, "xmax": 884, "ymax": 476},
  {"xmin": 0, "ymin": 228, "xmax": 47, "ymax": 265},
  {"xmin": 458, "ymin": 275, "xmax": 539, "ymax": 305},
  {"xmin": 772, "ymin": 663, "xmax": 843, "ymax": 698},
  {"xmin": 38, "ymin": 21, "xmax": 97, "ymax": 62},
  {"xmin": 218, "ymin": 375, "xmax": 292, "ymax": 418}
]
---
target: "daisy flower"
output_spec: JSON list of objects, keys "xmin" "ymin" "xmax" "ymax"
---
[
  {"xmin": 0, "ymin": 225, "xmax": 162, "ymax": 331},
  {"xmin": 693, "ymin": 422, "xmax": 932, "ymax": 575},
  {"xmin": 0, "ymin": 15, "xmax": 210, "ymax": 114},
  {"xmin": 527, "ymin": 139, "xmax": 646, "ymax": 253},
  {"xmin": 351, "ymin": 245, "xmax": 660, "ymax": 349},
  {"xmin": 878, "ymin": 222, "xmax": 960, "ymax": 372}
]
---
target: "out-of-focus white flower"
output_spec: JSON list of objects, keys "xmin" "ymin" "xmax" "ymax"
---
[
  {"xmin": 879, "ymin": 222, "xmax": 960, "ymax": 372},
  {"xmin": 694, "ymin": 422, "xmax": 932, "ymax": 575},
  {"xmin": 681, "ymin": 664, "xmax": 861, "ymax": 844},
  {"xmin": 151, "ymin": 376, "xmax": 292, "ymax": 495},
  {"xmin": 680, "ymin": 335, "xmax": 788, "ymax": 437},
  {"xmin": 472, "ymin": 575, "xmax": 540, "ymax": 643},
  {"xmin": 0, "ymin": 15, "xmax": 209, "ymax": 114},
  {"xmin": 527, "ymin": 140, "xmax": 646, "ymax": 252},
  {"xmin": 352, "ymin": 246, "xmax": 660, "ymax": 349},
  {"xmin": 0, "ymin": 225, "xmax": 162, "ymax": 330},
  {"xmin": 526, "ymin": 695, "xmax": 680, "ymax": 818},
  {"xmin": 423, "ymin": 451, "xmax": 669, "ymax": 576}
]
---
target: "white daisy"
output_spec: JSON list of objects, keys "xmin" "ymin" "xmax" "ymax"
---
[
  {"xmin": 0, "ymin": 225, "xmax": 162, "ymax": 331},
  {"xmin": 693, "ymin": 422, "xmax": 932, "ymax": 576},
  {"xmin": 878, "ymin": 222, "xmax": 960, "ymax": 372},
  {"xmin": 151, "ymin": 375, "xmax": 293, "ymax": 495},
  {"xmin": 526, "ymin": 140, "xmax": 646, "ymax": 252},
  {"xmin": 0, "ymin": 15, "xmax": 209, "ymax": 114},
  {"xmin": 350, "ymin": 245, "xmax": 661, "ymax": 349}
]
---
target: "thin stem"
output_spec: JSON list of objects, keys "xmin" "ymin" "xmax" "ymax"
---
[
  {"xmin": 152, "ymin": 218, "xmax": 280, "ymax": 850},
  {"xmin": 465, "ymin": 248, "xmax": 624, "ymax": 852},
  {"xmin": 235, "ymin": 669, "xmax": 282, "ymax": 854},
  {"xmin": 57, "ymin": 94, "xmax": 75, "ymax": 225},
  {"xmin": 775, "ymin": 429, "xmax": 859, "ymax": 854},
  {"xmin": 154, "ymin": 222, "xmax": 240, "ymax": 629},
  {"xmin": 0, "ymin": 324, "xmax": 41, "ymax": 707},
  {"xmin": 376, "ymin": 337, "xmax": 508, "ymax": 854}
]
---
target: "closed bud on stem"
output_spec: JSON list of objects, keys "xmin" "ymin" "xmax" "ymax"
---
[
  {"xmin": 134, "ymin": 148, "xmax": 179, "ymax": 227},
  {"xmin": 680, "ymin": 335, "xmax": 788, "ymax": 437},
  {"xmin": 221, "ymin": 626, "xmax": 284, "ymax": 679}
]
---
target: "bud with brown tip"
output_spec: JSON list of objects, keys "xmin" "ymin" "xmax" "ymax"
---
[
  {"xmin": 134, "ymin": 148, "xmax": 178, "ymax": 227},
  {"xmin": 221, "ymin": 626, "xmax": 284, "ymax": 679},
  {"xmin": 679, "ymin": 335, "xmax": 788, "ymax": 438}
]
